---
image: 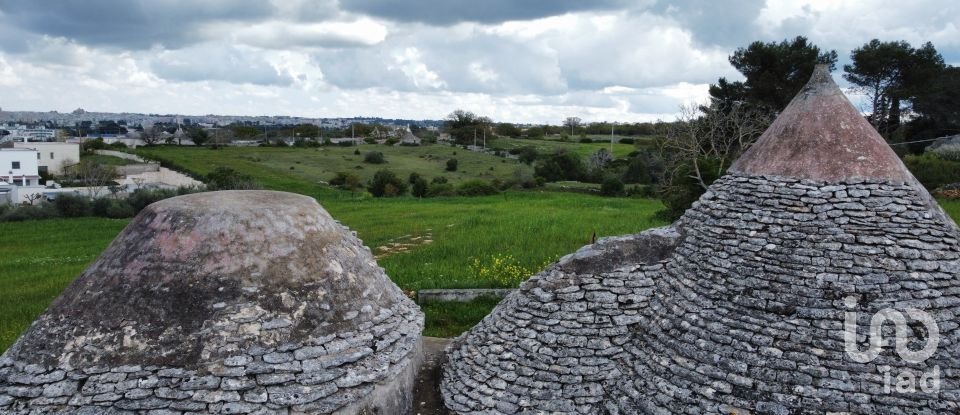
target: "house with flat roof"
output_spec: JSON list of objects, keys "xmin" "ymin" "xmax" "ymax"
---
[{"xmin": 13, "ymin": 142, "xmax": 80, "ymax": 175}]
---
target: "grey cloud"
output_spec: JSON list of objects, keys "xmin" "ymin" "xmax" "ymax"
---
[
  {"xmin": 150, "ymin": 47, "xmax": 292, "ymax": 86},
  {"xmin": 340, "ymin": 0, "xmax": 630, "ymax": 25},
  {"xmin": 648, "ymin": 0, "xmax": 766, "ymax": 47},
  {"xmin": 0, "ymin": 0, "xmax": 274, "ymax": 49}
]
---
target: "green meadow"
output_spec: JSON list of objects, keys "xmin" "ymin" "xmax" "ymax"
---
[{"xmin": 2, "ymin": 142, "xmax": 958, "ymax": 352}]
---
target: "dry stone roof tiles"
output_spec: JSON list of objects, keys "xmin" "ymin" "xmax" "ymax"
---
[
  {"xmin": 0, "ymin": 190, "xmax": 424, "ymax": 414},
  {"xmin": 441, "ymin": 66, "xmax": 960, "ymax": 414}
]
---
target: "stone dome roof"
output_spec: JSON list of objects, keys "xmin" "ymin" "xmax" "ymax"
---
[
  {"xmin": 442, "ymin": 68, "xmax": 960, "ymax": 414},
  {"xmin": 0, "ymin": 191, "xmax": 423, "ymax": 414}
]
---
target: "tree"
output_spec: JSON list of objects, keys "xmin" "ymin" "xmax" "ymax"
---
[
  {"xmin": 411, "ymin": 176, "xmax": 429, "ymax": 198},
  {"xmin": 564, "ymin": 117, "xmax": 582, "ymax": 135},
  {"xmin": 587, "ymin": 148, "xmax": 612, "ymax": 171},
  {"xmin": 140, "ymin": 125, "xmax": 164, "ymax": 146},
  {"xmin": 72, "ymin": 160, "xmax": 117, "ymax": 198},
  {"xmin": 444, "ymin": 110, "xmax": 493, "ymax": 145},
  {"xmin": 446, "ymin": 158, "xmax": 458, "ymax": 172},
  {"xmin": 189, "ymin": 128, "xmax": 210, "ymax": 146},
  {"xmin": 844, "ymin": 40, "xmax": 945, "ymax": 135},
  {"xmin": 710, "ymin": 36, "xmax": 838, "ymax": 113},
  {"xmin": 494, "ymin": 123, "xmax": 521, "ymax": 138},
  {"xmin": 656, "ymin": 103, "xmax": 769, "ymax": 219}
]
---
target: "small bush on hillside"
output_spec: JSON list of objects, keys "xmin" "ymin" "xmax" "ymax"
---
[
  {"xmin": 354, "ymin": 148, "xmax": 361, "ymax": 155},
  {"xmin": 364, "ymin": 151, "xmax": 386, "ymax": 164},
  {"xmin": 330, "ymin": 172, "xmax": 362, "ymax": 191},
  {"xmin": 457, "ymin": 180, "xmax": 499, "ymax": 196},
  {"xmin": 427, "ymin": 183, "xmax": 457, "ymax": 197},
  {"xmin": 446, "ymin": 158, "xmax": 458, "ymax": 172},
  {"xmin": 600, "ymin": 176, "xmax": 625, "ymax": 196},
  {"xmin": 368, "ymin": 170, "xmax": 407, "ymax": 197},
  {"xmin": 619, "ymin": 138, "xmax": 635, "ymax": 145},
  {"xmin": 431, "ymin": 176, "xmax": 448, "ymax": 184},
  {"xmin": 579, "ymin": 138, "xmax": 593, "ymax": 143}
]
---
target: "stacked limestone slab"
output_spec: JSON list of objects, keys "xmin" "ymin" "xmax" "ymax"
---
[
  {"xmin": 442, "ymin": 66, "xmax": 960, "ymax": 414},
  {"xmin": 0, "ymin": 191, "xmax": 423, "ymax": 414}
]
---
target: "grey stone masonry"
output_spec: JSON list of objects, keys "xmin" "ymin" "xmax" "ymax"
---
[
  {"xmin": 441, "ymin": 228, "xmax": 681, "ymax": 413},
  {"xmin": 0, "ymin": 191, "xmax": 424, "ymax": 414},
  {"xmin": 609, "ymin": 173, "xmax": 960, "ymax": 414}
]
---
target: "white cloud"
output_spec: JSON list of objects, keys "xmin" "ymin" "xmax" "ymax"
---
[
  {"xmin": 389, "ymin": 47, "xmax": 446, "ymax": 89},
  {"xmin": 0, "ymin": 0, "xmax": 957, "ymax": 123},
  {"xmin": 206, "ymin": 18, "xmax": 389, "ymax": 50}
]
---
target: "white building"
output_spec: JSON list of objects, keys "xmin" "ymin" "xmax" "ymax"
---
[
  {"xmin": 8, "ymin": 125, "xmax": 58, "ymax": 141},
  {"xmin": 0, "ymin": 148, "xmax": 45, "ymax": 204},
  {"xmin": 0, "ymin": 148, "xmax": 41, "ymax": 186},
  {"xmin": 13, "ymin": 142, "xmax": 80, "ymax": 175}
]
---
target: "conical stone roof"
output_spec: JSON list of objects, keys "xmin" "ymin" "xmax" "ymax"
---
[
  {"xmin": 0, "ymin": 191, "xmax": 423, "ymax": 414},
  {"xmin": 442, "ymin": 67, "xmax": 960, "ymax": 414}
]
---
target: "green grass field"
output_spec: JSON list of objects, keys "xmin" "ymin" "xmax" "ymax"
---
[
  {"xmin": 490, "ymin": 136, "xmax": 651, "ymax": 158},
  {"xmin": 0, "ymin": 218, "xmax": 130, "ymax": 352},
  {"xmin": 136, "ymin": 145, "xmax": 526, "ymax": 197},
  {"xmin": 0, "ymin": 192, "xmax": 666, "ymax": 352}
]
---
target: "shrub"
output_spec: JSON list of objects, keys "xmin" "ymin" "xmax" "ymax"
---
[
  {"xmin": 618, "ymin": 138, "xmax": 635, "ymax": 145},
  {"xmin": 329, "ymin": 172, "xmax": 362, "ymax": 191},
  {"xmin": 408, "ymin": 172, "xmax": 423, "ymax": 184},
  {"xmin": 600, "ymin": 176, "xmax": 625, "ymax": 196},
  {"xmin": 107, "ymin": 141, "xmax": 128, "ymax": 149},
  {"xmin": 105, "ymin": 199, "xmax": 134, "ymax": 218},
  {"xmin": 364, "ymin": 151, "xmax": 386, "ymax": 164},
  {"xmin": 457, "ymin": 179, "xmax": 500, "ymax": 196},
  {"xmin": 92, "ymin": 197, "xmax": 112, "ymax": 217},
  {"xmin": 54, "ymin": 193, "xmax": 92, "ymax": 217},
  {"xmin": 385, "ymin": 138, "xmax": 399, "ymax": 146},
  {"xmin": 579, "ymin": 138, "xmax": 593, "ymax": 143},
  {"xmin": 368, "ymin": 170, "xmax": 407, "ymax": 197},
  {"xmin": 354, "ymin": 148, "xmax": 361, "ymax": 155},
  {"xmin": 411, "ymin": 176, "xmax": 429, "ymax": 198},
  {"xmin": 0, "ymin": 203, "xmax": 59, "ymax": 222},
  {"xmin": 427, "ymin": 183, "xmax": 457, "ymax": 197},
  {"xmin": 431, "ymin": 176, "xmax": 448, "ymax": 184},
  {"xmin": 510, "ymin": 146, "xmax": 539, "ymax": 164},
  {"xmin": 206, "ymin": 167, "xmax": 259, "ymax": 190},
  {"xmin": 904, "ymin": 153, "xmax": 960, "ymax": 190},
  {"xmin": 82, "ymin": 138, "xmax": 107, "ymax": 152},
  {"xmin": 446, "ymin": 158, "xmax": 458, "ymax": 172},
  {"xmin": 534, "ymin": 150, "xmax": 586, "ymax": 182},
  {"xmin": 127, "ymin": 188, "xmax": 179, "ymax": 214}
]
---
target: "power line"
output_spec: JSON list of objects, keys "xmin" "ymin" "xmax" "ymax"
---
[{"xmin": 887, "ymin": 135, "xmax": 957, "ymax": 146}]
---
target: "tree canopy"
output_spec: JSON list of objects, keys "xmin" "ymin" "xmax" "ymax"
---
[{"xmin": 709, "ymin": 36, "xmax": 838, "ymax": 113}]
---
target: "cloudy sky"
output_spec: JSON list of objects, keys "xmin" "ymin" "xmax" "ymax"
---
[{"xmin": 0, "ymin": 0, "xmax": 957, "ymax": 124}]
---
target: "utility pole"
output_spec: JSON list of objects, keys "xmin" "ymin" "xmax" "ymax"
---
[
  {"xmin": 483, "ymin": 127, "xmax": 486, "ymax": 149},
  {"xmin": 473, "ymin": 128, "xmax": 477, "ymax": 148},
  {"xmin": 610, "ymin": 122, "xmax": 614, "ymax": 154}
]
